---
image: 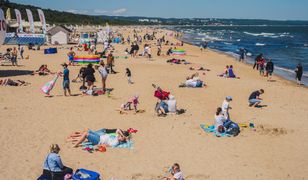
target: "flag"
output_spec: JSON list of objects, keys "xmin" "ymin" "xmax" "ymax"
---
[
  {"xmin": 37, "ymin": 9, "xmax": 46, "ymax": 34},
  {"xmin": 26, "ymin": 9, "xmax": 35, "ymax": 33},
  {"xmin": 14, "ymin": 9, "xmax": 23, "ymax": 33}
]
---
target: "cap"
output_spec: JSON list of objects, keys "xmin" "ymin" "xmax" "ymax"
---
[{"xmin": 226, "ymin": 96, "xmax": 233, "ymax": 100}]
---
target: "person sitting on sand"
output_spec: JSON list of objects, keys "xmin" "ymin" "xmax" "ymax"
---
[
  {"xmin": 0, "ymin": 79, "xmax": 29, "ymax": 86},
  {"xmin": 121, "ymin": 95, "xmax": 139, "ymax": 113},
  {"xmin": 33, "ymin": 64, "xmax": 52, "ymax": 76},
  {"xmin": 163, "ymin": 163, "xmax": 184, "ymax": 180},
  {"xmin": 41, "ymin": 144, "xmax": 73, "ymax": 180},
  {"xmin": 227, "ymin": 65, "xmax": 237, "ymax": 78},
  {"xmin": 72, "ymin": 67, "xmax": 86, "ymax": 84},
  {"xmin": 156, "ymin": 101, "xmax": 169, "ymax": 116},
  {"xmin": 248, "ymin": 89, "xmax": 264, "ymax": 107},
  {"xmin": 218, "ymin": 65, "xmax": 229, "ymax": 77},
  {"xmin": 68, "ymin": 129, "xmax": 129, "ymax": 148},
  {"xmin": 215, "ymin": 107, "xmax": 227, "ymax": 133}
]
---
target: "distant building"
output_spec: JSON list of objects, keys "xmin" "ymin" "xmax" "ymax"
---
[{"xmin": 47, "ymin": 25, "xmax": 72, "ymax": 45}]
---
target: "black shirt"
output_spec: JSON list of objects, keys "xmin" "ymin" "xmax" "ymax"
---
[
  {"xmin": 266, "ymin": 62, "xmax": 274, "ymax": 71},
  {"xmin": 249, "ymin": 91, "xmax": 260, "ymax": 100},
  {"xmin": 296, "ymin": 65, "xmax": 303, "ymax": 75}
]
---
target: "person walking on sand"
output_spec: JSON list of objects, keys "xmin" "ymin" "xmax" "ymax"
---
[
  {"xmin": 61, "ymin": 63, "xmax": 72, "ymax": 96},
  {"xmin": 107, "ymin": 52, "xmax": 116, "ymax": 74},
  {"xmin": 265, "ymin": 59, "xmax": 274, "ymax": 81},
  {"xmin": 11, "ymin": 47, "xmax": 18, "ymax": 66},
  {"xmin": 98, "ymin": 61, "xmax": 108, "ymax": 91},
  {"xmin": 248, "ymin": 89, "xmax": 264, "ymax": 107},
  {"xmin": 253, "ymin": 54, "xmax": 263, "ymax": 70},
  {"xmin": 295, "ymin": 63, "xmax": 303, "ymax": 85},
  {"xmin": 126, "ymin": 68, "xmax": 133, "ymax": 84}
]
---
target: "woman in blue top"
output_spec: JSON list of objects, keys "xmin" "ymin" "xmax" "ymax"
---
[
  {"xmin": 227, "ymin": 65, "xmax": 236, "ymax": 78},
  {"xmin": 42, "ymin": 144, "xmax": 73, "ymax": 180}
]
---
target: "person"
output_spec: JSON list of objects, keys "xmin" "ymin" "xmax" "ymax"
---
[
  {"xmin": 295, "ymin": 63, "xmax": 303, "ymax": 85},
  {"xmin": 11, "ymin": 47, "xmax": 18, "ymax": 66},
  {"xmin": 72, "ymin": 67, "xmax": 86, "ymax": 85},
  {"xmin": 179, "ymin": 74, "xmax": 204, "ymax": 88},
  {"xmin": 60, "ymin": 63, "xmax": 71, "ymax": 96},
  {"xmin": 106, "ymin": 52, "xmax": 116, "ymax": 74},
  {"xmin": 156, "ymin": 101, "xmax": 169, "ymax": 116},
  {"xmin": 222, "ymin": 96, "xmax": 232, "ymax": 120},
  {"xmin": 239, "ymin": 48, "xmax": 245, "ymax": 62},
  {"xmin": 98, "ymin": 61, "xmax": 108, "ymax": 91},
  {"xmin": 265, "ymin": 59, "xmax": 274, "ymax": 81},
  {"xmin": 84, "ymin": 63, "xmax": 96, "ymax": 90},
  {"xmin": 67, "ymin": 47, "xmax": 75, "ymax": 65},
  {"xmin": 166, "ymin": 95, "xmax": 177, "ymax": 114},
  {"xmin": 0, "ymin": 79, "xmax": 29, "ymax": 86},
  {"xmin": 248, "ymin": 89, "xmax": 264, "ymax": 107},
  {"xmin": 215, "ymin": 107, "xmax": 227, "ymax": 133},
  {"xmin": 126, "ymin": 68, "xmax": 133, "ymax": 84},
  {"xmin": 200, "ymin": 41, "xmax": 208, "ymax": 51},
  {"xmin": 41, "ymin": 144, "xmax": 73, "ymax": 180},
  {"xmin": 33, "ymin": 64, "xmax": 52, "ymax": 76},
  {"xmin": 68, "ymin": 129, "xmax": 129, "ymax": 148},
  {"xmin": 227, "ymin": 65, "xmax": 236, "ymax": 78},
  {"xmin": 163, "ymin": 163, "xmax": 184, "ymax": 180},
  {"xmin": 166, "ymin": 47, "xmax": 173, "ymax": 56},
  {"xmin": 20, "ymin": 46, "xmax": 24, "ymax": 59},
  {"xmin": 259, "ymin": 58, "xmax": 265, "ymax": 76},
  {"xmin": 253, "ymin": 54, "xmax": 263, "ymax": 70},
  {"xmin": 121, "ymin": 95, "xmax": 139, "ymax": 112}
]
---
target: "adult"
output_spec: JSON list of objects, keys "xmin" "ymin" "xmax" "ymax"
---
[
  {"xmin": 227, "ymin": 65, "xmax": 236, "ymax": 78},
  {"xmin": 239, "ymin": 48, "xmax": 245, "ymax": 62},
  {"xmin": 106, "ymin": 52, "xmax": 116, "ymax": 74},
  {"xmin": 215, "ymin": 107, "xmax": 227, "ymax": 133},
  {"xmin": 41, "ymin": 144, "xmax": 73, "ymax": 180},
  {"xmin": 98, "ymin": 61, "xmax": 108, "ymax": 91},
  {"xmin": 258, "ymin": 58, "xmax": 266, "ymax": 76},
  {"xmin": 166, "ymin": 95, "xmax": 177, "ymax": 114},
  {"xmin": 11, "ymin": 47, "xmax": 18, "ymax": 66},
  {"xmin": 61, "ymin": 63, "xmax": 71, "ymax": 96},
  {"xmin": 84, "ymin": 63, "xmax": 96, "ymax": 90},
  {"xmin": 248, "ymin": 89, "xmax": 264, "ymax": 107},
  {"xmin": 265, "ymin": 60, "xmax": 274, "ymax": 81},
  {"xmin": 68, "ymin": 129, "xmax": 129, "ymax": 148},
  {"xmin": 253, "ymin": 54, "xmax": 263, "ymax": 70},
  {"xmin": 295, "ymin": 63, "xmax": 303, "ymax": 85},
  {"xmin": 20, "ymin": 46, "xmax": 24, "ymax": 59},
  {"xmin": 67, "ymin": 47, "xmax": 75, "ymax": 65},
  {"xmin": 163, "ymin": 163, "xmax": 184, "ymax": 180},
  {"xmin": 222, "ymin": 96, "xmax": 232, "ymax": 120}
]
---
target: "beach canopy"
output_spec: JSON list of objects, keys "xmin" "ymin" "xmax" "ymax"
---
[
  {"xmin": 73, "ymin": 55, "xmax": 100, "ymax": 64},
  {"xmin": 172, "ymin": 49, "xmax": 186, "ymax": 56}
]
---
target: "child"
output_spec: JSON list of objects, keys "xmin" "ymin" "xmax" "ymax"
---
[
  {"xmin": 121, "ymin": 95, "xmax": 139, "ymax": 112},
  {"xmin": 126, "ymin": 68, "xmax": 133, "ymax": 84}
]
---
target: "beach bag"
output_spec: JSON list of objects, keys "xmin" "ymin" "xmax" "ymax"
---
[
  {"xmin": 224, "ymin": 120, "xmax": 240, "ymax": 136},
  {"xmin": 73, "ymin": 169, "xmax": 100, "ymax": 180}
]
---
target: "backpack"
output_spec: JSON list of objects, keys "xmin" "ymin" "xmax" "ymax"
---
[
  {"xmin": 73, "ymin": 169, "xmax": 100, "ymax": 180},
  {"xmin": 224, "ymin": 120, "xmax": 240, "ymax": 136}
]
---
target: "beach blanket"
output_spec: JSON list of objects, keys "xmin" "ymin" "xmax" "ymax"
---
[
  {"xmin": 200, "ymin": 124, "xmax": 231, "ymax": 137},
  {"xmin": 81, "ymin": 130, "xmax": 133, "ymax": 150}
]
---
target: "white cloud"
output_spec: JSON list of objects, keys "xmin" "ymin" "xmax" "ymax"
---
[
  {"xmin": 94, "ymin": 9, "xmax": 108, "ymax": 14},
  {"xmin": 113, "ymin": 8, "xmax": 127, "ymax": 15},
  {"xmin": 65, "ymin": 9, "xmax": 88, "ymax": 15}
]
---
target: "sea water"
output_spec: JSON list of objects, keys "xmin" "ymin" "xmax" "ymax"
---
[{"xmin": 170, "ymin": 25, "xmax": 308, "ymax": 86}]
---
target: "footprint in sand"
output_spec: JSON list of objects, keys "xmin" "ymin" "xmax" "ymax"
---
[
  {"xmin": 185, "ymin": 174, "xmax": 211, "ymax": 179},
  {"xmin": 256, "ymin": 125, "xmax": 288, "ymax": 136}
]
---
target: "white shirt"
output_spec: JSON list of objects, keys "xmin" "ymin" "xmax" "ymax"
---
[
  {"xmin": 221, "ymin": 100, "xmax": 229, "ymax": 118},
  {"xmin": 185, "ymin": 79, "xmax": 197, "ymax": 87},
  {"xmin": 215, "ymin": 114, "xmax": 226, "ymax": 130},
  {"xmin": 173, "ymin": 171, "xmax": 184, "ymax": 180},
  {"xmin": 99, "ymin": 134, "xmax": 119, "ymax": 147},
  {"xmin": 98, "ymin": 66, "xmax": 108, "ymax": 78},
  {"xmin": 167, "ymin": 99, "xmax": 177, "ymax": 113}
]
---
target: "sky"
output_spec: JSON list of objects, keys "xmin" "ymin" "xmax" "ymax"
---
[{"xmin": 9, "ymin": 0, "xmax": 308, "ymax": 20}]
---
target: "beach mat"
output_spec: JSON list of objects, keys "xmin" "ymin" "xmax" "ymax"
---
[{"xmin": 200, "ymin": 124, "xmax": 231, "ymax": 137}]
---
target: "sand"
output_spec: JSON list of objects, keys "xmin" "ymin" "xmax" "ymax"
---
[{"xmin": 0, "ymin": 27, "xmax": 308, "ymax": 180}]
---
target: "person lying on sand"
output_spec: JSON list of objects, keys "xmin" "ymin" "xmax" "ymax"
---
[
  {"xmin": 67, "ymin": 129, "xmax": 129, "ymax": 148},
  {"xmin": 189, "ymin": 66, "xmax": 210, "ymax": 71},
  {"xmin": 179, "ymin": 73, "xmax": 205, "ymax": 88},
  {"xmin": 0, "ymin": 79, "xmax": 30, "ymax": 86},
  {"xmin": 163, "ymin": 163, "xmax": 184, "ymax": 180}
]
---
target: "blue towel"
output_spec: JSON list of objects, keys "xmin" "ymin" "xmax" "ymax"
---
[{"xmin": 200, "ymin": 124, "xmax": 231, "ymax": 137}]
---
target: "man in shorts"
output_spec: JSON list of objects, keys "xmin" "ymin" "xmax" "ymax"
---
[
  {"xmin": 61, "ymin": 63, "xmax": 71, "ymax": 96},
  {"xmin": 248, "ymin": 89, "xmax": 264, "ymax": 107}
]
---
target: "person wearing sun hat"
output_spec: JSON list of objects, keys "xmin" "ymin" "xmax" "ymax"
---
[
  {"xmin": 221, "ymin": 96, "xmax": 232, "ymax": 120},
  {"xmin": 61, "ymin": 63, "xmax": 71, "ymax": 96}
]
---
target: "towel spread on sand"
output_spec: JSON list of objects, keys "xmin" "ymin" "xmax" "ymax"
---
[
  {"xmin": 81, "ymin": 130, "xmax": 133, "ymax": 149},
  {"xmin": 200, "ymin": 124, "xmax": 231, "ymax": 137}
]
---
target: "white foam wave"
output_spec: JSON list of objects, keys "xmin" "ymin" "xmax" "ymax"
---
[{"xmin": 256, "ymin": 43, "xmax": 266, "ymax": 46}]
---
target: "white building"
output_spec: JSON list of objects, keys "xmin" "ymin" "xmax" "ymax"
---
[{"xmin": 47, "ymin": 25, "xmax": 72, "ymax": 45}]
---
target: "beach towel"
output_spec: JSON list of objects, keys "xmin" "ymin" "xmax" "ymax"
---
[
  {"xmin": 81, "ymin": 130, "xmax": 133, "ymax": 150},
  {"xmin": 41, "ymin": 74, "xmax": 59, "ymax": 95},
  {"xmin": 200, "ymin": 124, "xmax": 231, "ymax": 137}
]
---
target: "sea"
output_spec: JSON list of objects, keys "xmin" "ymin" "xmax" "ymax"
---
[{"xmin": 169, "ymin": 25, "xmax": 308, "ymax": 86}]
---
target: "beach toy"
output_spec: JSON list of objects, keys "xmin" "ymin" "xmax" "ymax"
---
[
  {"xmin": 44, "ymin": 48, "xmax": 57, "ymax": 54},
  {"xmin": 73, "ymin": 55, "xmax": 100, "ymax": 64},
  {"xmin": 172, "ymin": 49, "xmax": 186, "ymax": 56},
  {"xmin": 41, "ymin": 74, "xmax": 59, "ymax": 95},
  {"xmin": 249, "ymin": 123, "xmax": 255, "ymax": 128}
]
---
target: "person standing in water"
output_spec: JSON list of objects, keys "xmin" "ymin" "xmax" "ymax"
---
[{"xmin": 295, "ymin": 63, "xmax": 303, "ymax": 85}]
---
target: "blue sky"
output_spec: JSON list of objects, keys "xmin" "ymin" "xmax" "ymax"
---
[{"xmin": 9, "ymin": 0, "xmax": 308, "ymax": 20}]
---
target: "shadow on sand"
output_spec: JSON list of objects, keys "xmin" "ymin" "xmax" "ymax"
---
[{"xmin": 0, "ymin": 70, "xmax": 33, "ymax": 78}]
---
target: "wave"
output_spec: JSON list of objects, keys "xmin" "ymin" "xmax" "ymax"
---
[{"xmin": 256, "ymin": 43, "xmax": 266, "ymax": 46}]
